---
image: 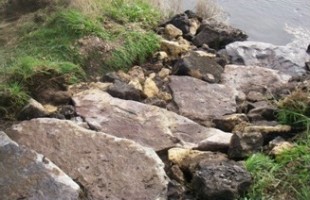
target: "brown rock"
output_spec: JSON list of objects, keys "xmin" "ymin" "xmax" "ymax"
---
[
  {"xmin": 0, "ymin": 131, "xmax": 81, "ymax": 200},
  {"xmin": 247, "ymin": 101, "xmax": 277, "ymax": 122},
  {"xmin": 268, "ymin": 137, "xmax": 294, "ymax": 156},
  {"xmin": 195, "ymin": 132, "xmax": 233, "ymax": 152},
  {"xmin": 174, "ymin": 51, "xmax": 224, "ymax": 83},
  {"xmin": 143, "ymin": 77, "xmax": 160, "ymax": 98},
  {"xmin": 169, "ymin": 76, "xmax": 237, "ymax": 124},
  {"xmin": 168, "ymin": 148, "xmax": 227, "ymax": 172},
  {"xmin": 7, "ymin": 119, "xmax": 168, "ymax": 200},
  {"xmin": 17, "ymin": 98, "xmax": 48, "ymax": 120},
  {"xmin": 107, "ymin": 80, "xmax": 143, "ymax": 101},
  {"xmin": 68, "ymin": 82, "xmax": 111, "ymax": 95},
  {"xmin": 228, "ymin": 131, "xmax": 264, "ymax": 159},
  {"xmin": 160, "ymin": 39, "xmax": 190, "ymax": 57},
  {"xmin": 73, "ymin": 89, "xmax": 230, "ymax": 151},
  {"xmin": 213, "ymin": 114, "xmax": 249, "ymax": 132},
  {"xmin": 222, "ymin": 65, "xmax": 291, "ymax": 99},
  {"xmin": 164, "ymin": 24, "xmax": 183, "ymax": 40},
  {"xmin": 158, "ymin": 68, "xmax": 171, "ymax": 78},
  {"xmin": 128, "ymin": 66, "xmax": 145, "ymax": 83}
]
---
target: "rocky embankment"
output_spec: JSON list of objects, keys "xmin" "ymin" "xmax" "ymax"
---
[{"xmin": 1, "ymin": 11, "xmax": 310, "ymax": 200}]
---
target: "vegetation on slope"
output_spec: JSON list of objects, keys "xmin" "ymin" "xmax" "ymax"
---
[
  {"xmin": 242, "ymin": 88, "xmax": 310, "ymax": 200},
  {"xmin": 0, "ymin": 0, "xmax": 162, "ymax": 118}
]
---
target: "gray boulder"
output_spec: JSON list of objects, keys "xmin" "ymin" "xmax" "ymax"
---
[
  {"xmin": 6, "ymin": 119, "xmax": 168, "ymax": 200},
  {"xmin": 107, "ymin": 80, "xmax": 144, "ymax": 101},
  {"xmin": 169, "ymin": 76, "xmax": 237, "ymax": 125},
  {"xmin": 0, "ymin": 131, "xmax": 81, "ymax": 200},
  {"xmin": 228, "ymin": 131, "xmax": 264, "ymax": 159},
  {"xmin": 73, "ymin": 89, "xmax": 232, "ymax": 151},
  {"xmin": 192, "ymin": 161, "xmax": 252, "ymax": 200},
  {"xmin": 174, "ymin": 51, "xmax": 224, "ymax": 83},
  {"xmin": 193, "ymin": 20, "xmax": 247, "ymax": 49},
  {"xmin": 222, "ymin": 65, "xmax": 291, "ymax": 99},
  {"xmin": 224, "ymin": 41, "xmax": 310, "ymax": 78}
]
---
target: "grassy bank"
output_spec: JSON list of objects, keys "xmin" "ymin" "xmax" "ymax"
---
[{"xmin": 0, "ymin": 0, "xmax": 162, "ymax": 117}]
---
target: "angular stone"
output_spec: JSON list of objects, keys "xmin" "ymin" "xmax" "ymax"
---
[
  {"xmin": 228, "ymin": 131, "xmax": 264, "ymax": 159},
  {"xmin": 195, "ymin": 132, "xmax": 233, "ymax": 152},
  {"xmin": 160, "ymin": 39, "xmax": 190, "ymax": 57},
  {"xmin": 0, "ymin": 131, "xmax": 81, "ymax": 200},
  {"xmin": 271, "ymin": 142, "xmax": 294, "ymax": 156},
  {"xmin": 168, "ymin": 148, "xmax": 227, "ymax": 172},
  {"xmin": 222, "ymin": 65, "xmax": 291, "ymax": 98},
  {"xmin": 169, "ymin": 76, "xmax": 237, "ymax": 124},
  {"xmin": 143, "ymin": 77, "xmax": 160, "ymax": 98},
  {"xmin": 107, "ymin": 80, "xmax": 143, "ymax": 101},
  {"xmin": 213, "ymin": 114, "xmax": 249, "ymax": 132},
  {"xmin": 193, "ymin": 20, "xmax": 247, "ymax": 49},
  {"xmin": 127, "ymin": 66, "xmax": 145, "ymax": 83},
  {"xmin": 17, "ymin": 98, "xmax": 48, "ymax": 120},
  {"xmin": 165, "ymin": 11, "xmax": 197, "ymax": 35},
  {"xmin": 225, "ymin": 41, "xmax": 310, "ymax": 78},
  {"xmin": 7, "ymin": 119, "xmax": 168, "ymax": 200},
  {"xmin": 68, "ymin": 82, "xmax": 111, "ymax": 95},
  {"xmin": 246, "ymin": 91, "xmax": 266, "ymax": 102},
  {"xmin": 72, "ymin": 89, "xmax": 229, "ymax": 151},
  {"xmin": 247, "ymin": 101, "xmax": 277, "ymax": 122},
  {"xmin": 192, "ymin": 161, "xmax": 252, "ymax": 200},
  {"xmin": 164, "ymin": 24, "xmax": 183, "ymax": 40},
  {"xmin": 243, "ymin": 125, "xmax": 291, "ymax": 135},
  {"xmin": 153, "ymin": 51, "xmax": 169, "ymax": 62},
  {"xmin": 158, "ymin": 68, "xmax": 171, "ymax": 78},
  {"xmin": 174, "ymin": 51, "xmax": 224, "ymax": 83}
]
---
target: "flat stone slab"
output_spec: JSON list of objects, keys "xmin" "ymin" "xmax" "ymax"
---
[
  {"xmin": 7, "ymin": 119, "xmax": 168, "ymax": 200},
  {"xmin": 73, "ymin": 89, "xmax": 232, "ymax": 151},
  {"xmin": 169, "ymin": 76, "xmax": 237, "ymax": 124},
  {"xmin": 222, "ymin": 65, "xmax": 291, "ymax": 98},
  {"xmin": 0, "ymin": 131, "xmax": 81, "ymax": 200},
  {"xmin": 225, "ymin": 41, "xmax": 310, "ymax": 78}
]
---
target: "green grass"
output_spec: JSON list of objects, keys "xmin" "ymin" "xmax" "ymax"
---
[
  {"xmin": 241, "ymin": 89, "xmax": 310, "ymax": 200},
  {"xmin": 107, "ymin": 31, "xmax": 160, "ymax": 70},
  {"xmin": 0, "ymin": 1, "xmax": 162, "ymax": 117},
  {"xmin": 0, "ymin": 83, "xmax": 29, "ymax": 118},
  {"xmin": 103, "ymin": 0, "xmax": 161, "ymax": 28},
  {"xmin": 277, "ymin": 90, "xmax": 310, "ymax": 131},
  {"xmin": 242, "ymin": 143, "xmax": 310, "ymax": 200}
]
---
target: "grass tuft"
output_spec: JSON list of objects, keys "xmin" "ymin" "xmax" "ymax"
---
[{"xmin": 107, "ymin": 31, "xmax": 160, "ymax": 70}]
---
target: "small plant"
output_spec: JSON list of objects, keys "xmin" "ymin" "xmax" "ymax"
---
[
  {"xmin": 0, "ymin": 83, "xmax": 29, "ymax": 118},
  {"xmin": 277, "ymin": 90, "xmax": 310, "ymax": 132},
  {"xmin": 243, "ymin": 153, "xmax": 281, "ymax": 199},
  {"xmin": 107, "ymin": 31, "xmax": 160, "ymax": 70}
]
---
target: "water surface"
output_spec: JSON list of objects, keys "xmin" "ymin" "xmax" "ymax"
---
[{"xmin": 182, "ymin": 0, "xmax": 310, "ymax": 45}]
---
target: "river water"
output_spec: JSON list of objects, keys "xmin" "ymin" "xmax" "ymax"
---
[{"xmin": 182, "ymin": 0, "xmax": 310, "ymax": 45}]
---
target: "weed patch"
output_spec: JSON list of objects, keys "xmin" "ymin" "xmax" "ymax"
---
[
  {"xmin": 242, "ymin": 89, "xmax": 310, "ymax": 200},
  {"xmin": 107, "ymin": 31, "xmax": 160, "ymax": 71}
]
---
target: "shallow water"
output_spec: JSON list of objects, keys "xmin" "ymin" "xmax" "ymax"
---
[{"xmin": 182, "ymin": 0, "xmax": 310, "ymax": 45}]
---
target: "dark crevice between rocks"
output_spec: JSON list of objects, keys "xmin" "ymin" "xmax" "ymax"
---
[{"xmin": 73, "ymin": 179, "xmax": 93, "ymax": 200}]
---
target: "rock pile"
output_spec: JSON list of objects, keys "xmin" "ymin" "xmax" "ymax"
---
[{"xmin": 1, "ymin": 11, "xmax": 310, "ymax": 199}]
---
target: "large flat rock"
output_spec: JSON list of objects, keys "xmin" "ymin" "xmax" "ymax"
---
[
  {"xmin": 7, "ymin": 119, "xmax": 168, "ymax": 200},
  {"xmin": 221, "ymin": 65, "xmax": 291, "ymax": 97},
  {"xmin": 225, "ymin": 41, "xmax": 310, "ymax": 78},
  {"xmin": 169, "ymin": 76, "xmax": 237, "ymax": 124},
  {"xmin": 0, "ymin": 131, "xmax": 81, "ymax": 200},
  {"xmin": 73, "ymin": 89, "xmax": 232, "ymax": 151}
]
